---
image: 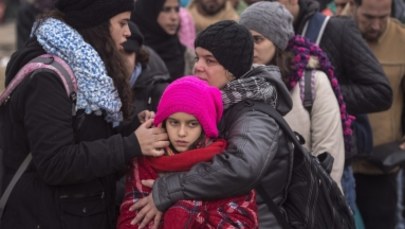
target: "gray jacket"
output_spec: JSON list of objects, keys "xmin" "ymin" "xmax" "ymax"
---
[{"xmin": 152, "ymin": 66, "xmax": 294, "ymax": 228}]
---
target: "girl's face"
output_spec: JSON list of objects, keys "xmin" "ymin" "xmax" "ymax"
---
[
  {"xmin": 157, "ymin": 0, "xmax": 180, "ymax": 35},
  {"xmin": 250, "ymin": 30, "xmax": 276, "ymax": 65},
  {"xmin": 166, "ymin": 112, "xmax": 202, "ymax": 152},
  {"xmin": 110, "ymin": 11, "xmax": 132, "ymax": 51},
  {"xmin": 193, "ymin": 47, "xmax": 235, "ymax": 89}
]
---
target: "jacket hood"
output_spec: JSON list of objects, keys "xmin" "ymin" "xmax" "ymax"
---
[
  {"xmin": 295, "ymin": 0, "xmax": 320, "ymax": 33},
  {"xmin": 243, "ymin": 65, "xmax": 292, "ymax": 115}
]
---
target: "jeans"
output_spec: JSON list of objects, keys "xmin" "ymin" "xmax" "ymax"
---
[{"xmin": 342, "ymin": 165, "xmax": 365, "ymax": 229}]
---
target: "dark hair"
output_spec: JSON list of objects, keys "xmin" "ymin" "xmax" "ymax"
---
[
  {"xmin": 353, "ymin": 0, "xmax": 362, "ymax": 6},
  {"xmin": 137, "ymin": 47, "xmax": 150, "ymax": 69},
  {"xmin": 77, "ymin": 22, "xmax": 133, "ymax": 120},
  {"xmin": 272, "ymin": 47, "xmax": 295, "ymax": 86}
]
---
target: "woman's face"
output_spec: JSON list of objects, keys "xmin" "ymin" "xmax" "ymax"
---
[
  {"xmin": 193, "ymin": 47, "xmax": 234, "ymax": 89},
  {"xmin": 110, "ymin": 11, "xmax": 132, "ymax": 51},
  {"xmin": 157, "ymin": 0, "xmax": 180, "ymax": 35},
  {"xmin": 250, "ymin": 30, "xmax": 276, "ymax": 65},
  {"xmin": 166, "ymin": 112, "xmax": 202, "ymax": 152}
]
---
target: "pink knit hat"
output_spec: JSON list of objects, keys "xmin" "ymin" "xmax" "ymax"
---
[{"xmin": 154, "ymin": 76, "xmax": 223, "ymax": 138}]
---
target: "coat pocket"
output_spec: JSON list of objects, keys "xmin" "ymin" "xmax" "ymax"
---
[{"xmin": 59, "ymin": 192, "xmax": 108, "ymax": 229}]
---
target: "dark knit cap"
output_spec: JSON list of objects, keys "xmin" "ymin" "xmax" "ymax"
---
[
  {"xmin": 55, "ymin": 0, "xmax": 134, "ymax": 29},
  {"xmin": 195, "ymin": 20, "xmax": 254, "ymax": 78},
  {"xmin": 123, "ymin": 21, "xmax": 144, "ymax": 54}
]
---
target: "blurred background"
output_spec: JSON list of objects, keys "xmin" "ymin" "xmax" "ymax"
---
[{"xmin": 0, "ymin": 0, "xmax": 19, "ymax": 91}]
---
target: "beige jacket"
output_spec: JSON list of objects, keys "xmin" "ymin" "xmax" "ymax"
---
[
  {"xmin": 187, "ymin": 0, "xmax": 239, "ymax": 33},
  {"xmin": 284, "ymin": 69, "xmax": 345, "ymax": 190},
  {"xmin": 353, "ymin": 18, "xmax": 405, "ymax": 174}
]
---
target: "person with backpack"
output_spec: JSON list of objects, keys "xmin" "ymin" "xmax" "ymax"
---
[
  {"xmin": 268, "ymin": 0, "xmax": 393, "ymax": 226},
  {"xmin": 0, "ymin": 0, "xmax": 170, "ymax": 228},
  {"xmin": 239, "ymin": 1, "xmax": 350, "ymax": 190},
  {"xmin": 128, "ymin": 20, "xmax": 295, "ymax": 229}
]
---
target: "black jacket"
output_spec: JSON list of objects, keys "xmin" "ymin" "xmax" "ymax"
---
[
  {"xmin": 296, "ymin": 0, "xmax": 392, "ymax": 115},
  {"xmin": 0, "ymin": 41, "xmax": 142, "ymax": 229},
  {"xmin": 152, "ymin": 66, "xmax": 294, "ymax": 228}
]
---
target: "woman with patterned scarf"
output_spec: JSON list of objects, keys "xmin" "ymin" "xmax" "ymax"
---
[
  {"xmin": 117, "ymin": 76, "xmax": 258, "ymax": 229},
  {"xmin": 239, "ymin": 1, "xmax": 354, "ymax": 190},
  {"xmin": 0, "ymin": 0, "xmax": 170, "ymax": 228},
  {"xmin": 128, "ymin": 20, "xmax": 295, "ymax": 229}
]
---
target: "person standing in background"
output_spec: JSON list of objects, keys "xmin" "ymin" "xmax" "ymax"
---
[
  {"xmin": 187, "ymin": 0, "xmax": 239, "ymax": 33},
  {"xmin": 347, "ymin": 0, "xmax": 405, "ymax": 228},
  {"xmin": 132, "ymin": 0, "xmax": 194, "ymax": 81}
]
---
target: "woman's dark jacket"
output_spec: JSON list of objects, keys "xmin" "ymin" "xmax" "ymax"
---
[
  {"xmin": 151, "ymin": 66, "xmax": 294, "ymax": 228},
  {"xmin": 296, "ymin": 0, "xmax": 392, "ymax": 115},
  {"xmin": 0, "ymin": 41, "xmax": 142, "ymax": 229}
]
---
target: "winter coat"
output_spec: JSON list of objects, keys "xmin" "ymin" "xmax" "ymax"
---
[
  {"xmin": 0, "ymin": 41, "xmax": 142, "ymax": 229},
  {"xmin": 296, "ymin": 0, "xmax": 392, "ymax": 115},
  {"xmin": 151, "ymin": 66, "xmax": 294, "ymax": 229}
]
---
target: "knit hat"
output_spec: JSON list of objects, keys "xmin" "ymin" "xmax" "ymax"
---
[
  {"xmin": 154, "ymin": 76, "xmax": 223, "ymax": 138},
  {"xmin": 239, "ymin": 1, "xmax": 294, "ymax": 50},
  {"xmin": 194, "ymin": 20, "xmax": 253, "ymax": 78},
  {"xmin": 55, "ymin": 0, "xmax": 134, "ymax": 29},
  {"xmin": 123, "ymin": 21, "xmax": 144, "ymax": 54}
]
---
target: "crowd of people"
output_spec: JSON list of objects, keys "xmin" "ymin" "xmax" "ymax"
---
[{"xmin": 0, "ymin": 0, "xmax": 404, "ymax": 228}]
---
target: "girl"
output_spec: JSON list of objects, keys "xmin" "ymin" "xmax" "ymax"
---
[{"xmin": 117, "ymin": 76, "xmax": 258, "ymax": 229}]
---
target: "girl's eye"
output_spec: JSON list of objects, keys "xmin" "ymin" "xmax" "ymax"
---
[
  {"xmin": 168, "ymin": 120, "xmax": 179, "ymax": 126},
  {"xmin": 188, "ymin": 121, "xmax": 200, "ymax": 128}
]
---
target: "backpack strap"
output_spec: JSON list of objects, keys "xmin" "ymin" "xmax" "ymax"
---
[
  {"xmin": 238, "ymin": 100, "xmax": 305, "ymax": 229},
  {"xmin": 301, "ymin": 12, "xmax": 331, "ymax": 45},
  {"xmin": 302, "ymin": 70, "xmax": 314, "ymax": 113},
  {"xmin": 0, "ymin": 54, "xmax": 77, "ymax": 222},
  {"xmin": 0, "ymin": 54, "xmax": 77, "ymax": 106},
  {"xmin": 0, "ymin": 154, "xmax": 32, "ymax": 220}
]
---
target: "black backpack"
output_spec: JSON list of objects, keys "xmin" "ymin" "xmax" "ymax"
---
[{"xmin": 227, "ymin": 100, "xmax": 355, "ymax": 229}]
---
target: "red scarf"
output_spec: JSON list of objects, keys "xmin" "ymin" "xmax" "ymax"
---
[
  {"xmin": 117, "ymin": 139, "xmax": 258, "ymax": 229},
  {"xmin": 145, "ymin": 139, "xmax": 227, "ymax": 172}
]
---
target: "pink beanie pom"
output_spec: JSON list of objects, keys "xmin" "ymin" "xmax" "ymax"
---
[{"xmin": 154, "ymin": 76, "xmax": 223, "ymax": 138}]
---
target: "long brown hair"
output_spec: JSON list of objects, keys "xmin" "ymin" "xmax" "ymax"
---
[
  {"xmin": 39, "ymin": 10, "xmax": 134, "ymax": 120},
  {"xmin": 270, "ymin": 47, "xmax": 294, "ymax": 87},
  {"xmin": 78, "ymin": 23, "xmax": 133, "ymax": 120}
]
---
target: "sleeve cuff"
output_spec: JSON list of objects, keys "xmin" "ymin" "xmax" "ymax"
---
[{"xmin": 123, "ymin": 133, "xmax": 142, "ymax": 161}]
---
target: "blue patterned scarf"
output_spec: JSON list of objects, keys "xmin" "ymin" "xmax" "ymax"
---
[{"xmin": 33, "ymin": 18, "xmax": 123, "ymax": 126}]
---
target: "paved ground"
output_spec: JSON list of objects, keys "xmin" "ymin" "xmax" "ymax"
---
[{"xmin": 0, "ymin": 20, "xmax": 16, "ymax": 90}]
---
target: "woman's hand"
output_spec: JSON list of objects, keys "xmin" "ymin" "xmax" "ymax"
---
[
  {"xmin": 135, "ymin": 119, "xmax": 169, "ymax": 157},
  {"xmin": 130, "ymin": 180, "xmax": 162, "ymax": 229}
]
